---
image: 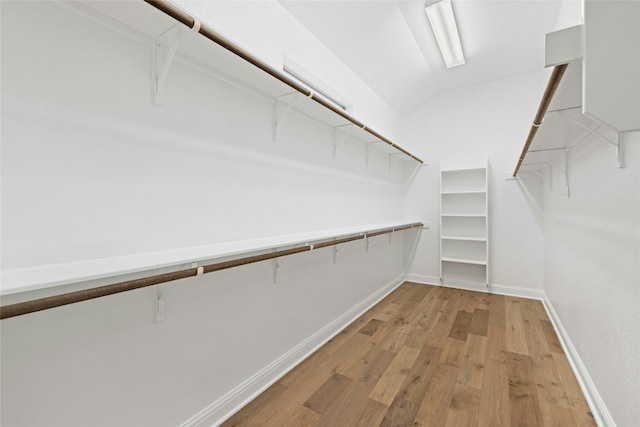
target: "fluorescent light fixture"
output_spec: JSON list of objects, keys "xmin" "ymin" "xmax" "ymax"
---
[{"xmin": 425, "ymin": 0, "xmax": 465, "ymax": 68}]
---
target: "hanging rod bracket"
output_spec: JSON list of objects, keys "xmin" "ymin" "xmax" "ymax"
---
[
  {"xmin": 273, "ymin": 92, "xmax": 300, "ymax": 141},
  {"xmin": 153, "ymin": 24, "xmax": 183, "ymax": 106}
]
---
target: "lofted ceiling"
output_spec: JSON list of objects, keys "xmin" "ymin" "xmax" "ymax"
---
[{"xmin": 279, "ymin": 0, "xmax": 564, "ymax": 116}]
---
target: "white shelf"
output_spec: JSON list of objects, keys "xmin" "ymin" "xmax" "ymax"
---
[
  {"xmin": 441, "ymin": 190, "xmax": 486, "ymax": 195},
  {"xmin": 441, "ymin": 257, "xmax": 487, "ymax": 266},
  {"xmin": 442, "ymin": 167, "xmax": 486, "ymax": 173},
  {"xmin": 441, "ymin": 213, "xmax": 486, "ymax": 217},
  {"xmin": 440, "ymin": 162, "xmax": 489, "ymax": 287},
  {"xmin": 1, "ymin": 220, "xmax": 425, "ymax": 297},
  {"xmin": 441, "ymin": 236, "xmax": 487, "ymax": 242}
]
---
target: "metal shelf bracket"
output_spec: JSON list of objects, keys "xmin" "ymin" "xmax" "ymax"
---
[
  {"xmin": 555, "ymin": 111, "xmax": 622, "ymax": 168},
  {"xmin": 365, "ymin": 141, "xmax": 381, "ymax": 169},
  {"xmin": 273, "ymin": 92, "xmax": 300, "ymax": 141},
  {"xmin": 153, "ymin": 24, "xmax": 183, "ymax": 106},
  {"xmin": 333, "ymin": 124, "xmax": 354, "ymax": 159},
  {"xmin": 154, "ymin": 284, "xmax": 165, "ymax": 322}
]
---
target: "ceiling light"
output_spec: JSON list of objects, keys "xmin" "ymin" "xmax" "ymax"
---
[{"xmin": 425, "ymin": 0, "xmax": 465, "ymax": 68}]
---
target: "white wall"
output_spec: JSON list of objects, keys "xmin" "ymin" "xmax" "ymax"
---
[
  {"xmin": 402, "ymin": 71, "xmax": 548, "ymax": 292},
  {"xmin": 0, "ymin": 1, "xmax": 416, "ymax": 425},
  {"xmin": 542, "ymin": 133, "xmax": 640, "ymax": 425},
  {"xmin": 173, "ymin": 0, "xmax": 405, "ymax": 143}
]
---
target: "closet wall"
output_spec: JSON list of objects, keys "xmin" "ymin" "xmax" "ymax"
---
[
  {"xmin": 402, "ymin": 70, "xmax": 549, "ymax": 293},
  {"xmin": 542, "ymin": 131, "xmax": 639, "ymax": 427},
  {"xmin": 0, "ymin": 1, "xmax": 417, "ymax": 425}
]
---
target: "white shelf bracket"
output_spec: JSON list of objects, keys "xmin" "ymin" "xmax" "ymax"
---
[
  {"xmin": 272, "ymin": 256, "xmax": 285, "ymax": 283},
  {"xmin": 389, "ymin": 153, "xmax": 402, "ymax": 173},
  {"xmin": 555, "ymin": 111, "xmax": 622, "ymax": 168},
  {"xmin": 332, "ymin": 124, "xmax": 354, "ymax": 159},
  {"xmin": 365, "ymin": 141, "xmax": 381, "ymax": 169},
  {"xmin": 153, "ymin": 24, "xmax": 183, "ymax": 106},
  {"xmin": 273, "ymin": 92, "xmax": 300, "ymax": 141},
  {"xmin": 154, "ymin": 284, "xmax": 165, "ymax": 322},
  {"xmin": 332, "ymin": 240, "xmax": 344, "ymax": 264}
]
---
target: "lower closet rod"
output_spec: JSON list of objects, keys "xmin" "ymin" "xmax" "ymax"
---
[{"xmin": 0, "ymin": 223, "xmax": 422, "ymax": 320}]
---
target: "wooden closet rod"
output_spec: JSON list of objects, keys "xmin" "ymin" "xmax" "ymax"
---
[
  {"xmin": 143, "ymin": 0, "xmax": 423, "ymax": 164},
  {"xmin": 513, "ymin": 63, "xmax": 568, "ymax": 177},
  {"xmin": 0, "ymin": 223, "xmax": 423, "ymax": 320}
]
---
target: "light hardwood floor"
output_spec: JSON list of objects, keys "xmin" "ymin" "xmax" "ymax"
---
[{"xmin": 222, "ymin": 282, "xmax": 596, "ymax": 426}]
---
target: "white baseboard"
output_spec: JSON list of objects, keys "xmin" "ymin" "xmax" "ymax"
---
[
  {"xmin": 404, "ymin": 273, "xmax": 440, "ymax": 285},
  {"xmin": 487, "ymin": 283, "xmax": 545, "ymax": 300},
  {"xmin": 180, "ymin": 274, "xmax": 406, "ymax": 427},
  {"xmin": 541, "ymin": 296, "xmax": 616, "ymax": 427},
  {"xmin": 405, "ymin": 274, "xmax": 545, "ymax": 300}
]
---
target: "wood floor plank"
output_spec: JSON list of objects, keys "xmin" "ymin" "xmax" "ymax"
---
[
  {"xmin": 223, "ymin": 283, "xmax": 595, "ymax": 427},
  {"xmin": 444, "ymin": 383, "xmax": 481, "ymax": 427},
  {"xmin": 371, "ymin": 302, "xmax": 402, "ymax": 322},
  {"xmin": 456, "ymin": 333, "xmax": 487, "ymax": 389},
  {"xmin": 424, "ymin": 294, "xmax": 462, "ymax": 348},
  {"xmin": 440, "ymin": 337, "xmax": 466, "ymax": 367},
  {"xmin": 507, "ymin": 351, "xmax": 544, "ymax": 426},
  {"xmin": 540, "ymin": 319, "xmax": 564, "ymax": 353},
  {"xmin": 485, "ymin": 294, "xmax": 508, "ymax": 364},
  {"xmin": 316, "ymin": 350, "xmax": 396, "ymax": 426},
  {"xmin": 280, "ymin": 406, "xmax": 322, "ymax": 427},
  {"xmin": 414, "ymin": 363, "xmax": 459, "ymax": 427},
  {"xmin": 449, "ymin": 310, "xmax": 473, "ymax": 341},
  {"xmin": 470, "ymin": 308, "xmax": 490, "ymax": 336},
  {"xmin": 379, "ymin": 396, "xmax": 420, "ymax": 427},
  {"xmin": 369, "ymin": 345, "xmax": 421, "ymax": 406},
  {"xmin": 506, "ymin": 299, "xmax": 529, "ymax": 355},
  {"xmin": 396, "ymin": 344, "xmax": 442, "ymax": 405},
  {"xmin": 303, "ymin": 373, "xmax": 352, "ymax": 415},
  {"xmin": 552, "ymin": 353, "xmax": 597, "ymax": 426},
  {"xmin": 478, "ymin": 359, "xmax": 510, "ymax": 427},
  {"xmin": 358, "ymin": 318, "xmax": 385, "ymax": 336},
  {"xmin": 540, "ymin": 401, "xmax": 578, "ymax": 427}
]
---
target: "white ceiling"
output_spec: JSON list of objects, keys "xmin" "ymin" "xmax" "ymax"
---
[{"xmin": 279, "ymin": 0, "xmax": 563, "ymax": 116}]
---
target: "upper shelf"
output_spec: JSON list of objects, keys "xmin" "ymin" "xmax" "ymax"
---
[
  {"xmin": 74, "ymin": 0, "xmax": 423, "ymax": 163},
  {"xmin": 513, "ymin": 60, "xmax": 620, "ymax": 177}
]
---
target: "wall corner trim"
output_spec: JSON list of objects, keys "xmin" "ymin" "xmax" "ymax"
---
[{"xmin": 180, "ymin": 274, "xmax": 406, "ymax": 427}]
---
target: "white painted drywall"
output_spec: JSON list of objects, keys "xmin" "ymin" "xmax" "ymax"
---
[
  {"xmin": 172, "ymin": 0, "xmax": 405, "ymax": 142},
  {"xmin": 0, "ymin": 1, "xmax": 416, "ymax": 425},
  {"xmin": 402, "ymin": 71, "xmax": 548, "ymax": 291},
  {"xmin": 584, "ymin": 0, "xmax": 640, "ymax": 132},
  {"xmin": 543, "ymin": 131, "xmax": 640, "ymax": 427}
]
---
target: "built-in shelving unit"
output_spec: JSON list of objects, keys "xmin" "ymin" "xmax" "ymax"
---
[{"xmin": 440, "ymin": 164, "xmax": 489, "ymax": 288}]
